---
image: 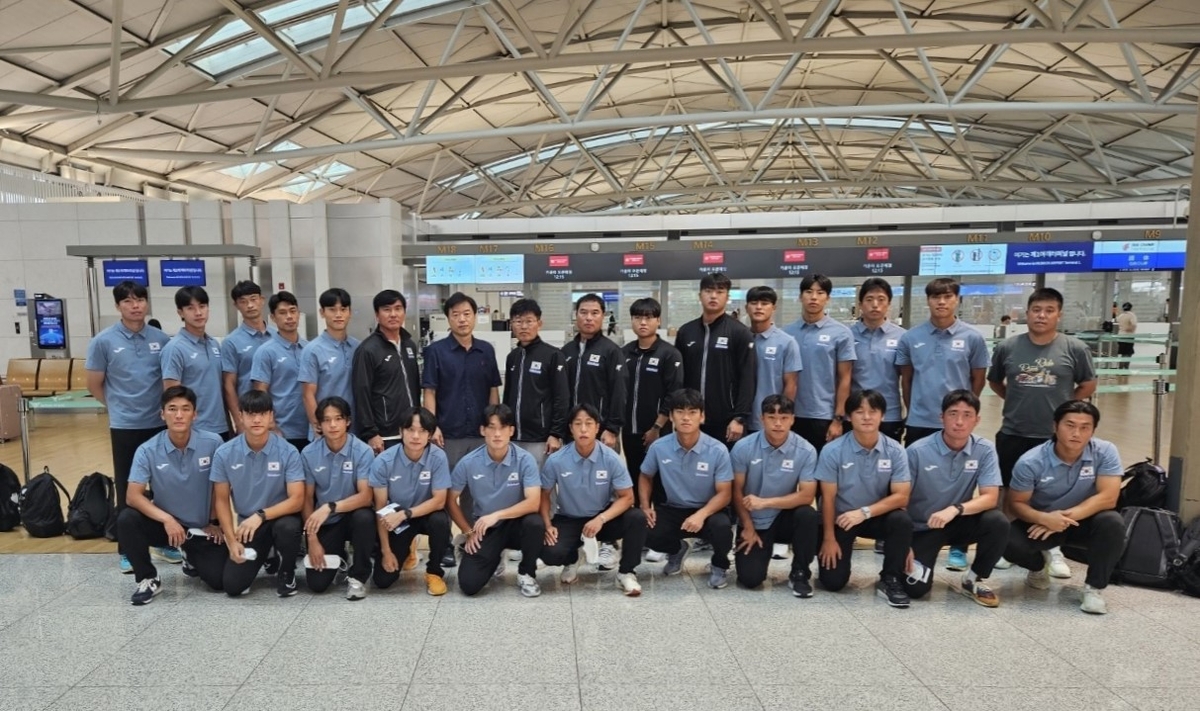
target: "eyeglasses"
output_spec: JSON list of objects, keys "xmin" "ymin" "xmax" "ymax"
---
[{"xmin": 511, "ymin": 318, "xmax": 539, "ymax": 327}]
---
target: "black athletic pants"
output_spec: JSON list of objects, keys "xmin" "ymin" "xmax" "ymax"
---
[
  {"xmin": 374, "ymin": 510, "xmax": 453, "ymax": 587},
  {"xmin": 735, "ymin": 506, "xmax": 820, "ymax": 589},
  {"xmin": 792, "ymin": 418, "xmax": 833, "ymax": 454},
  {"xmin": 458, "ymin": 514, "xmax": 545, "ymax": 596},
  {"xmin": 223, "ymin": 515, "xmax": 302, "ymax": 596},
  {"xmin": 111, "ymin": 426, "xmax": 166, "ymax": 554},
  {"xmin": 305, "ymin": 508, "xmax": 376, "ymax": 592},
  {"xmin": 1004, "ymin": 512, "xmax": 1126, "ymax": 590},
  {"xmin": 541, "ymin": 510, "xmax": 648, "ymax": 575},
  {"xmin": 995, "ymin": 432, "xmax": 1047, "ymax": 487},
  {"xmin": 623, "ymin": 433, "xmax": 667, "ymax": 509},
  {"xmin": 117, "ymin": 508, "xmax": 225, "ymax": 590},
  {"xmin": 904, "ymin": 426, "xmax": 941, "ymax": 446},
  {"xmin": 879, "ymin": 421, "xmax": 905, "ymax": 442},
  {"xmin": 646, "ymin": 505, "xmax": 733, "ymax": 571},
  {"xmin": 819, "ymin": 509, "xmax": 913, "ymax": 591},
  {"xmin": 904, "ymin": 510, "xmax": 1008, "ymax": 599}
]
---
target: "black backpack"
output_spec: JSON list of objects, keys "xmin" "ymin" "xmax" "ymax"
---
[
  {"xmin": 1172, "ymin": 516, "xmax": 1200, "ymax": 597},
  {"xmin": 1118, "ymin": 459, "xmax": 1168, "ymax": 510},
  {"xmin": 0, "ymin": 463, "xmax": 21, "ymax": 532},
  {"xmin": 1113, "ymin": 507, "xmax": 1181, "ymax": 588},
  {"xmin": 19, "ymin": 468, "xmax": 71, "ymax": 538},
  {"xmin": 66, "ymin": 472, "xmax": 116, "ymax": 540}
]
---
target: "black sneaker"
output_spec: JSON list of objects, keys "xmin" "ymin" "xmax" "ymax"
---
[
  {"xmin": 264, "ymin": 550, "xmax": 280, "ymax": 576},
  {"xmin": 692, "ymin": 539, "xmax": 714, "ymax": 553},
  {"xmin": 441, "ymin": 547, "xmax": 457, "ymax": 569},
  {"xmin": 787, "ymin": 572, "xmax": 813, "ymax": 598},
  {"xmin": 131, "ymin": 577, "xmax": 162, "ymax": 606},
  {"xmin": 874, "ymin": 540, "xmax": 885, "ymax": 554},
  {"xmin": 876, "ymin": 575, "xmax": 910, "ymax": 608},
  {"xmin": 277, "ymin": 567, "xmax": 298, "ymax": 597},
  {"xmin": 180, "ymin": 557, "xmax": 199, "ymax": 578}
]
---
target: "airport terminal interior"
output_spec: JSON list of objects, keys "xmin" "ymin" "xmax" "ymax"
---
[{"xmin": 1, "ymin": 1, "xmax": 1199, "ymax": 709}]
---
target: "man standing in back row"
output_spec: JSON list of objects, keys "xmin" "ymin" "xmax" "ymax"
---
[
  {"xmin": 221, "ymin": 280, "xmax": 271, "ymax": 433},
  {"xmin": 504, "ymin": 298, "xmax": 569, "ymax": 469},
  {"xmin": 850, "ymin": 278, "xmax": 907, "ymax": 442},
  {"xmin": 352, "ymin": 290, "xmax": 422, "ymax": 454},
  {"xmin": 562, "ymin": 294, "xmax": 627, "ymax": 451},
  {"xmin": 784, "ymin": 274, "xmax": 856, "ymax": 453}
]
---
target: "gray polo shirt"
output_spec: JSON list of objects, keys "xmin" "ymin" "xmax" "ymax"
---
[
  {"xmin": 905, "ymin": 433, "xmax": 1002, "ymax": 531},
  {"xmin": 221, "ymin": 323, "xmax": 272, "ymax": 396},
  {"xmin": 300, "ymin": 436, "xmax": 374, "ymax": 524},
  {"xmin": 750, "ymin": 325, "xmax": 802, "ymax": 431},
  {"xmin": 249, "ymin": 333, "xmax": 309, "ymax": 440},
  {"xmin": 896, "ymin": 320, "xmax": 990, "ymax": 429},
  {"xmin": 783, "ymin": 316, "xmax": 857, "ymax": 420},
  {"xmin": 850, "ymin": 320, "xmax": 907, "ymax": 423},
  {"xmin": 1010, "ymin": 438, "xmax": 1122, "ymax": 512},
  {"xmin": 85, "ymin": 322, "xmax": 172, "ymax": 430},
  {"xmin": 161, "ymin": 329, "xmax": 228, "ymax": 434},
  {"xmin": 299, "ymin": 331, "xmax": 361, "ymax": 411},
  {"xmin": 730, "ymin": 431, "xmax": 817, "ymax": 530},
  {"xmin": 450, "ymin": 444, "xmax": 540, "ymax": 518},
  {"xmin": 641, "ymin": 432, "xmax": 734, "ymax": 509},
  {"xmin": 814, "ymin": 432, "xmax": 910, "ymax": 514},
  {"xmin": 541, "ymin": 442, "xmax": 633, "ymax": 519},
  {"xmin": 210, "ymin": 433, "xmax": 305, "ymax": 518},
  {"xmin": 987, "ymin": 333, "xmax": 1096, "ymax": 439},
  {"xmin": 369, "ymin": 444, "xmax": 451, "ymax": 510},
  {"xmin": 129, "ymin": 429, "xmax": 224, "ymax": 529}
]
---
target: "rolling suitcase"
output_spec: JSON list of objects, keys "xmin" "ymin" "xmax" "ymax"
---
[{"xmin": 0, "ymin": 383, "xmax": 21, "ymax": 442}]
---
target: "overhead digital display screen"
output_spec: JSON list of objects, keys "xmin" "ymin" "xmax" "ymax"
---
[
  {"xmin": 160, "ymin": 259, "xmax": 207, "ymax": 287},
  {"xmin": 919, "ymin": 244, "xmax": 1008, "ymax": 276},
  {"xmin": 474, "ymin": 255, "xmax": 524, "ymax": 284},
  {"xmin": 426, "ymin": 255, "xmax": 475, "ymax": 284},
  {"xmin": 1006, "ymin": 242, "xmax": 1093, "ymax": 273},
  {"xmin": 102, "ymin": 260, "xmax": 149, "ymax": 287}
]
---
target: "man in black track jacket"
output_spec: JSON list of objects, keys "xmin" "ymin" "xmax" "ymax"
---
[
  {"xmin": 562, "ymin": 293, "xmax": 627, "ymax": 451},
  {"xmin": 504, "ymin": 299, "xmax": 569, "ymax": 469},
  {"xmin": 675, "ymin": 272, "xmax": 756, "ymax": 449},
  {"xmin": 352, "ymin": 290, "xmax": 421, "ymax": 454},
  {"xmin": 622, "ymin": 297, "xmax": 683, "ymax": 508}
]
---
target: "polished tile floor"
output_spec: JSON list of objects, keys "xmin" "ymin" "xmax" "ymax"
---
[{"xmin": 2, "ymin": 546, "xmax": 1197, "ymax": 710}]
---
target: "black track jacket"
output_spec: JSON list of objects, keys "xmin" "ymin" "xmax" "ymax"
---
[
  {"xmin": 351, "ymin": 328, "xmax": 421, "ymax": 442},
  {"xmin": 674, "ymin": 313, "xmax": 756, "ymax": 429},
  {"xmin": 561, "ymin": 332, "xmax": 627, "ymax": 435},
  {"xmin": 622, "ymin": 336, "xmax": 683, "ymax": 435},
  {"xmin": 503, "ymin": 337, "xmax": 569, "ymax": 442}
]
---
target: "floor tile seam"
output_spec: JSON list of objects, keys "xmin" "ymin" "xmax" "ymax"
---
[
  {"xmin": 568, "ymin": 582, "xmax": 583, "ymax": 709},
  {"xmin": 395, "ymin": 592, "xmax": 443, "ymax": 710},
  {"xmin": 217, "ymin": 592, "xmax": 314, "ymax": 710},
  {"xmin": 692, "ymin": 574, "xmax": 767, "ymax": 711}
]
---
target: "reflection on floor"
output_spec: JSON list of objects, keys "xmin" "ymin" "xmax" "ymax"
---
[{"xmin": 2, "ymin": 546, "xmax": 1197, "ymax": 711}]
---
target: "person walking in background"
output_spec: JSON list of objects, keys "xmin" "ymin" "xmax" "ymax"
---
[{"xmin": 1115, "ymin": 302, "xmax": 1138, "ymax": 371}]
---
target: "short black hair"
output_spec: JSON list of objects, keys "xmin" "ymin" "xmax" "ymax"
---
[
  {"xmin": 1000, "ymin": 315, "xmax": 1012, "ymax": 323},
  {"xmin": 568, "ymin": 403, "xmax": 602, "ymax": 424},
  {"xmin": 629, "ymin": 298, "xmax": 661, "ymax": 318},
  {"xmin": 800, "ymin": 274, "xmax": 833, "ymax": 294},
  {"xmin": 443, "ymin": 292, "xmax": 477, "ymax": 316},
  {"xmin": 316, "ymin": 396, "xmax": 352, "ymax": 423},
  {"xmin": 113, "ymin": 281, "xmax": 148, "ymax": 304},
  {"xmin": 148, "ymin": 318, "xmax": 162, "ymax": 330},
  {"xmin": 161, "ymin": 385, "xmax": 197, "ymax": 409},
  {"xmin": 481, "ymin": 403, "xmax": 516, "ymax": 428},
  {"xmin": 941, "ymin": 389, "xmax": 980, "ymax": 413},
  {"xmin": 575, "ymin": 293, "xmax": 605, "ymax": 312},
  {"xmin": 846, "ymin": 388, "xmax": 887, "ymax": 414},
  {"xmin": 269, "ymin": 291, "xmax": 298, "ymax": 313},
  {"xmin": 1122, "ymin": 302, "xmax": 1133, "ymax": 311},
  {"xmin": 373, "ymin": 289, "xmax": 406, "ymax": 312},
  {"xmin": 666, "ymin": 388, "xmax": 705, "ymax": 413},
  {"xmin": 510, "ymin": 299, "xmax": 542, "ymax": 320},
  {"xmin": 238, "ymin": 389, "xmax": 274, "ymax": 414},
  {"xmin": 398, "ymin": 406, "xmax": 438, "ymax": 434},
  {"xmin": 700, "ymin": 272, "xmax": 732, "ymax": 292},
  {"xmin": 1054, "ymin": 399, "xmax": 1101, "ymax": 427},
  {"xmin": 746, "ymin": 286, "xmax": 777, "ymax": 305},
  {"xmin": 760, "ymin": 394, "xmax": 795, "ymax": 416},
  {"xmin": 1027, "ymin": 288, "xmax": 1063, "ymax": 309},
  {"xmin": 858, "ymin": 278, "xmax": 893, "ymax": 303},
  {"xmin": 174, "ymin": 286, "xmax": 209, "ymax": 310},
  {"xmin": 319, "ymin": 288, "xmax": 352, "ymax": 309},
  {"xmin": 925, "ymin": 278, "xmax": 960, "ymax": 297},
  {"xmin": 230, "ymin": 280, "xmax": 261, "ymax": 301}
]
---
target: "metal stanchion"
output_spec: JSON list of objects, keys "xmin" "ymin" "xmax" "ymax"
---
[
  {"xmin": 1152, "ymin": 335, "xmax": 1172, "ymax": 465},
  {"xmin": 19, "ymin": 396, "xmax": 30, "ymax": 483}
]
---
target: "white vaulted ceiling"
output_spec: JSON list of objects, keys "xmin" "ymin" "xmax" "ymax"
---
[{"xmin": 0, "ymin": 0, "xmax": 1195, "ymax": 216}]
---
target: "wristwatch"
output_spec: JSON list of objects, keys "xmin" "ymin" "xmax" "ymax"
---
[
  {"xmin": 954, "ymin": 503, "xmax": 965, "ymax": 516},
  {"xmin": 860, "ymin": 506, "xmax": 872, "ymax": 520},
  {"xmin": 255, "ymin": 509, "xmax": 267, "ymax": 522},
  {"xmin": 326, "ymin": 501, "xmax": 337, "ymax": 514},
  {"xmin": 401, "ymin": 508, "xmax": 413, "ymax": 521}
]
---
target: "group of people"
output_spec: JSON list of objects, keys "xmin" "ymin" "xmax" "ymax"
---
[{"xmin": 85, "ymin": 271, "xmax": 1126, "ymax": 614}]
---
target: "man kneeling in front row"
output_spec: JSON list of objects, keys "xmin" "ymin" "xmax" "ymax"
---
[
  {"xmin": 540, "ymin": 403, "xmax": 647, "ymax": 596},
  {"xmin": 904, "ymin": 390, "xmax": 1007, "ymax": 607},
  {"xmin": 731, "ymin": 394, "xmax": 820, "ymax": 596},
  {"xmin": 1004, "ymin": 400, "xmax": 1125, "ymax": 615},
  {"xmin": 119, "ymin": 386, "xmax": 227, "ymax": 604}
]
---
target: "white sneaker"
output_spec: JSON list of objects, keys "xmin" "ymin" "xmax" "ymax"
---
[
  {"xmin": 1026, "ymin": 566, "xmax": 1051, "ymax": 590},
  {"xmin": 644, "ymin": 548, "xmax": 667, "ymax": 563},
  {"xmin": 771, "ymin": 543, "xmax": 789, "ymax": 560},
  {"xmin": 493, "ymin": 557, "xmax": 507, "ymax": 579},
  {"xmin": 508, "ymin": 550, "xmax": 524, "ymax": 562},
  {"xmin": 1080, "ymin": 585, "xmax": 1108, "ymax": 614},
  {"xmin": 1046, "ymin": 548, "xmax": 1072, "ymax": 578},
  {"xmin": 517, "ymin": 573, "xmax": 541, "ymax": 597},
  {"xmin": 561, "ymin": 550, "xmax": 580, "ymax": 584},
  {"xmin": 597, "ymin": 543, "xmax": 617, "ymax": 571},
  {"xmin": 345, "ymin": 577, "xmax": 367, "ymax": 601},
  {"xmin": 581, "ymin": 536, "xmax": 600, "ymax": 564},
  {"xmin": 994, "ymin": 557, "xmax": 1014, "ymax": 569},
  {"xmin": 616, "ymin": 571, "xmax": 642, "ymax": 597}
]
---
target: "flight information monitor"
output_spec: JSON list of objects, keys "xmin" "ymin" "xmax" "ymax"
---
[{"xmin": 918, "ymin": 244, "xmax": 1008, "ymax": 276}]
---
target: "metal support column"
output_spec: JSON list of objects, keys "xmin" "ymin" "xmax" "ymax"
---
[
  {"xmin": 85, "ymin": 256, "xmax": 99, "ymax": 337},
  {"xmin": 901, "ymin": 275, "xmax": 914, "ymax": 327}
]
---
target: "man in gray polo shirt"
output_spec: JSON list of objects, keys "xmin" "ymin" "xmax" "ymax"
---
[
  {"xmin": 119, "ymin": 385, "xmax": 226, "ymax": 604},
  {"xmin": 904, "ymin": 390, "xmax": 1007, "ymax": 607},
  {"xmin": 221, "ymin": 280, "xmax": 271, "ymax": 431},
  {"xmin": 850, "ymin": 278, "xmax": 907, "ymax": 442},
  {"xmin": 448, "ymin": 404, "xmax": 545, "ymax": 597},
  {"xmin": 639, "ymin": 388, "xmax": 734, "ymax": 589},
  {"xmin": 1005, "ymin": 400, "xmax": 1124, "ymax": 615},
  {"xmin": 299, "ymin": 396, "xmax": 376, "ymax": 600},
  {"xmin": 162, "ymin": 286, "xmax": 230, "ymax": 438},
  {"xmin": 540, "ymin": 403, "xmax": 647, "ymax": 596},
  {"xmin": 783, "ymin": 274, "xmax": 857, "ymax": 453},
  {"xmin": 815, "ymin": 389, "xmax": 913, "ymax": 608},
  {"xmin": 211, "ymin": 390, "xmax": 305, "ymax": 598},
  {"xmin": 300, "ymin": 288, "xmax": 360, "ymax": 438},
  {"xmin": 746, "ymin": 286, "xmax": 801, "ymax": 433},
  {"xmin": 731, "ymin": 394, "xmax": 819, "ymax": 596}
]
